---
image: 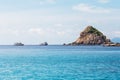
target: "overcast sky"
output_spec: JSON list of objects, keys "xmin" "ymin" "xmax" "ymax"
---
[{"xmin": 0, "ymin": 0, "xmax": 120, "ymax": 44}]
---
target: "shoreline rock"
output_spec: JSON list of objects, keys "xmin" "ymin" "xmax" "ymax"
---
[{"xmin": 103, "ymin": 43, "xmax": 120, "ymax": 47}]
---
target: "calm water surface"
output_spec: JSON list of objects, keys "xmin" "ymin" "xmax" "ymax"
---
[{"xmin": 0, "ymin": 45, "xmax": 120, "ymax": 80}]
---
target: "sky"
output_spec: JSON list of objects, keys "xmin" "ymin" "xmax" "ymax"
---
[{"xmin": 0, "ymin": 0, "xmax": 120, "ymax": 45}]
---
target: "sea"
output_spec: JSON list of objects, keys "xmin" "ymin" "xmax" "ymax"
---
[{"xmin": 0, "ymin": 45, "xmax": 120, "ymax": 80}]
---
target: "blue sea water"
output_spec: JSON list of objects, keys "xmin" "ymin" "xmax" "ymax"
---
[{"xmin": 0, "ymin": 45, "xmax": 120, "ymax": 80}]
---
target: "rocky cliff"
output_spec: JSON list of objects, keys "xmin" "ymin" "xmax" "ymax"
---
[{"xmin": 69, "ymin": 26, "xmax": 111, "ymax": 45}]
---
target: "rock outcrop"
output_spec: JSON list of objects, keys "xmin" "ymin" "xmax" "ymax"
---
[
  {"xmin": 40, "ymin": 42, "xmax": 48, "ymax": 46},
  {"xmin": 14, "ymin": 42, "xmax": 24, "ymax": 46},
  {"xmin": 68, "ymin": 26, "xmax": 111, "ymax": 45},
  {"xmin": 103, "ymin": 43, "xmax": 120, "ymax": 47}
]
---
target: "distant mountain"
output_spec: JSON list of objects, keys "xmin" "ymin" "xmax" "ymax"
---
[
  {"xmin": 112, "ymin": 38, "xmax": 120, "ymax": 43},
  {"xmin": 68, "ymin": 26, "xmax": 111, "ymax": 45}
]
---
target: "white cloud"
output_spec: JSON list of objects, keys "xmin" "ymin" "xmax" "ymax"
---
[
  {"xmin": 40, "ymin": 0, "xmax": 56, "ymax": 5},
  {"xmin": 72, "ymin": 3, "xmax": 110, "ymax": 13},
  {"xmin": 0, "ymin": 28, "xmax": 20, "ymax": 36},
  {"xmin": 28, "ymin": 28, "xmax": 46, "ymax": 35},
  {"xmin": 115, "ymin": 31, "xmax": 120, "ymax": 34},
  {"xmin": 28, "ymin": 28, "xmax": 66, "ymax": 36},
  {"xmin": 98, "ymin": 0, "xmax": 110, "ymax": 3},
  {"xmin": 57, "ymin": 31, "xmax": 65, "ymax": 36}
]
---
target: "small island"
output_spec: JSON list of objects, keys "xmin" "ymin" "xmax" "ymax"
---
[
  {"xmin": 40, "ymin": 42, "xmax": 48, "ymax": 46},
  {"xmin": 14, "ymin": 42, "xmax": 24, "ymax": 46},
  {"xmin": 66, "ymin": 26, "xmax": 120, "ymax": 46}
]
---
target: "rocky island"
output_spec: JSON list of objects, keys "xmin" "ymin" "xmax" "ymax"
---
[
  {"xmin": 14, "ymin": 42, "xmax": 24, "ymax": 46},
  {"xmin": 40, "ymin": 42, "xmax": 48, "ymax": 46},
  {"xmin": 67, "ymin": 26, "xmax": 120, "ymax": 46}
]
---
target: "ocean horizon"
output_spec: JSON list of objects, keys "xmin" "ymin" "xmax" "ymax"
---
[{"xmin": 0, "ymin": 45, "xmax": 120, "ymax": 80}]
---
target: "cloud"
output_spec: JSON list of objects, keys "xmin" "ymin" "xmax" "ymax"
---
[
  {"xmin": 28, "ymin": 28, "xmax": 46, "ymax": 35},
  {"xmin": 72, "ymin": 3, "xmax": 110, "ymax": 13},
  {"xmin": 57, "ymin": 31, "xmax": 65, "ymax": 36},
  {"xmin": 40, "ymin": 0, "xmax": 56, "ymax": 5},
  {"xmin": 0, "ymin": 29, "xmax": 18, "ymax": 36},
  {"xmin": 98, "ymin": 0, "xmax": 110, "ymax": 3},
  {"xmin": 115, "ymin": 31, "xmax": 120, "ymax": 34}
]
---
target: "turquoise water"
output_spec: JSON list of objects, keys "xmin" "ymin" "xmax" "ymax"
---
[{"xmin": 0, "ymin": 45, "xmax": 120, "ymax": 80}]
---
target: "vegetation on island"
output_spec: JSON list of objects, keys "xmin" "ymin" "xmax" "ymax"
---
[{"xmin": 84, "ymin": 26, "xmax": 103, "ymax": 36}]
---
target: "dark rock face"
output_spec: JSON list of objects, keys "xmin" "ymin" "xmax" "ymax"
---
[{"xmin": 69, "ymin": 26, "xmax": 111, "ymax": 45}]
